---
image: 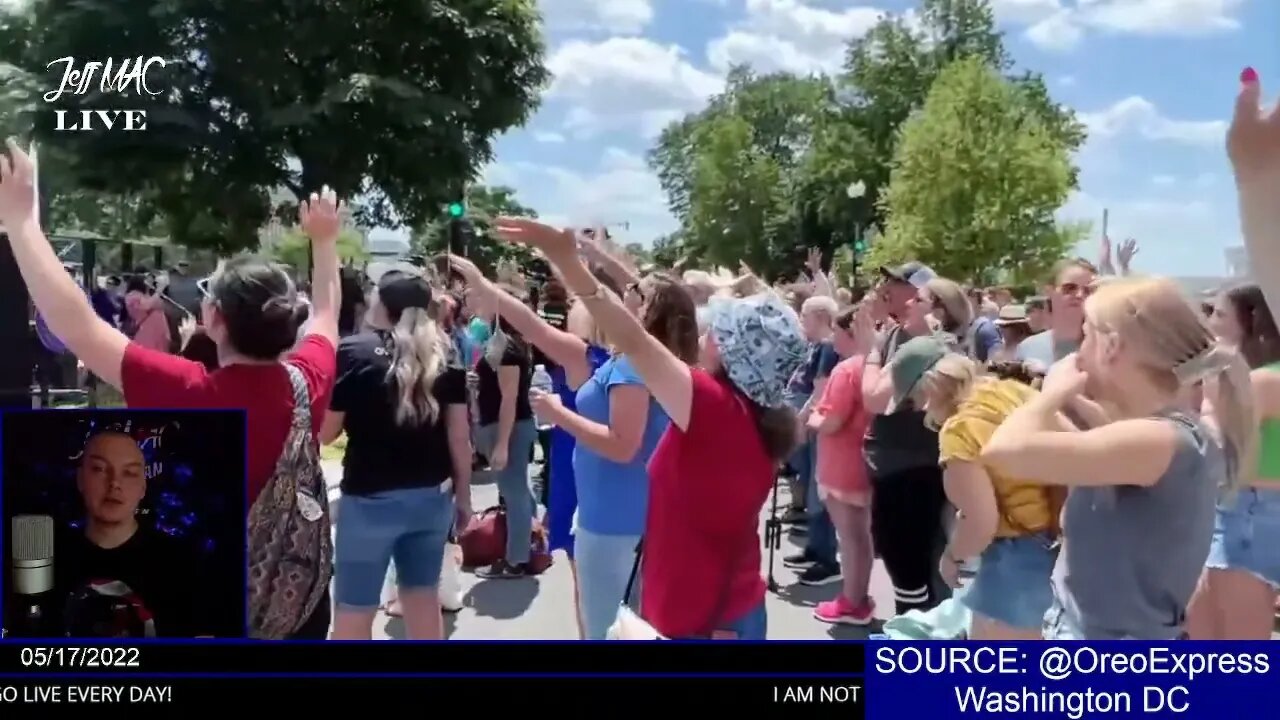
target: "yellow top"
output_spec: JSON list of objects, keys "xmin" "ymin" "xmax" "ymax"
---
[{"xmin": 939, "ymin": 379, "xmax": 1062, "ymax": 538}]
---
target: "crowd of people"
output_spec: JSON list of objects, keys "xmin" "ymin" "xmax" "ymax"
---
[{"xmin": 0, "ymin": 66, "xmax": 1277, "ymax": 641}]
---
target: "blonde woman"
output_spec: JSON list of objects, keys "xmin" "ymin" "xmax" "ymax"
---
[
  {"xmin": 322, "ymin": 271, "xmax": 472, "ymax": 640},
  {"xmin": 917, "ymin": 353, "xmax": 1061, "ymax": 639},
  {"xmin": 983, "ymin": 277, "xmax": 1255, "ymax": 640}
]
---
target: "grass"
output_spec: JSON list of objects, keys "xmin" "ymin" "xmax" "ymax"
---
[{"xmin": 320, "ymin": 433, "xmax": 347, "ymax": 463}]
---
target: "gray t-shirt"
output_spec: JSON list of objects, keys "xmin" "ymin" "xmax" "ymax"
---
[
  {"xmin": 1014, "ymin": 330, "xmax": 1078, "ymax": 369},
  {"xmin": 863, "ymin": 326, "xmax": 940, "ymax": 477},
  {"xmin": 1052, "ymin": 411, "xmax": 1220, "ymax": 639}
]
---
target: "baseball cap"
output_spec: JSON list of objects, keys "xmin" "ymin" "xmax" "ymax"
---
[
  {"xmin": 886, "ymin": 335, "xmax": 947, "ymax": 413},
  {"xmin": 879, "ymin": 262, "xmax": 936, "ymax": 289},
  {"xmin": 377, "ymin": 270, "xmax": 433, "ymax": 323}
]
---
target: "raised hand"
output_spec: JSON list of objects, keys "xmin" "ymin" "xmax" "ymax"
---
[
  {"xmin": 1098, "ymin": 235, "xmax": 1113, "ymax": 273},
  {"xmin": 806, "ymin": 247, "xmax": 822, "ymax": 274},
  {"xmin": 0, "ymin": 139, "xmax": 37, "ymax": 229},
  {"xmin": 1229, "ymin": 68, "xmax": 1280, "ymax": 185},
  {"xmin": 493, "ymin": 217, "xmax": 576, "ymax": 260},
  {"xmin": 1117, "ymin": 238, "xmax": 1139, "ymax": 273},
  {"xmin": 298, "ymin": 186, "xmax": 343, "ymax": 245},
  {"xmin": 445, "ymin": 253, "xmax": 486, "ymax": 286}
]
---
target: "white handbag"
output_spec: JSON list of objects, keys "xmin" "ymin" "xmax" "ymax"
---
[{"xmin": 606, "ymin": 540, "xmax": 667, "ymax": 640}]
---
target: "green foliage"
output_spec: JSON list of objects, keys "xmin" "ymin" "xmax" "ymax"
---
[
  {"xmin": 269, "ymin": 228, "xmax": 369, "ymax": 273},
  {"xmin": 0, "ymin": 0, "xmax": 548, "ymax": 252},
  {"xmin": 646, "ymin": 0, "xmax": 1085, "ymax": 280},
  {"xmin": 410, "ymin": 184, "xmax": 538, "ymax": 275},
  {"xmin": 870, "ymin": 56, "xmax": 1076, "ymax": 284}
]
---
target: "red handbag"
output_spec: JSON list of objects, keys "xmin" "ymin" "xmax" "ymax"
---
[{"xmin": 459, "ymin": 506, "xmax": 554, "ymax": 576}]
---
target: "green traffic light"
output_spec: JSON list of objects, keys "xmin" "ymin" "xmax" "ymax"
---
[{"xmin": 448, "ymin": 202, "xmax": 464, "ymax": 218}]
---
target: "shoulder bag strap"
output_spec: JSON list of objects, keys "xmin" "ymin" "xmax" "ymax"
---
[{"xmin": 622, "ymin": 538, "xmax": 644, "ymax": 606}]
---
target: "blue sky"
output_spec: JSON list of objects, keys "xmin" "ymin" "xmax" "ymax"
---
[{"xmin": 481, "ymin": 0, "xmax": 1274, "ymax": 278}]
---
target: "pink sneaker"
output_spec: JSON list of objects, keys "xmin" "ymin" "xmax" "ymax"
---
[{"xmin": 814, "ymin": 596, "xmax": 875, "ymax": 626}]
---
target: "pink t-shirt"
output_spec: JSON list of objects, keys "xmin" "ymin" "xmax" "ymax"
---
[{"xmin": 814, "ymin": 356, "xmax": 870, "ymax": 498}]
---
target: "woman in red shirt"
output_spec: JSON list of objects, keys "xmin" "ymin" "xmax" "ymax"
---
[
  {"xmin": 0, "ymin": 144, "xmax": 342, "ymax": 639},
  {"xmin": 495, "ymin": 218, "xmax": 807, "ymax": 639}
]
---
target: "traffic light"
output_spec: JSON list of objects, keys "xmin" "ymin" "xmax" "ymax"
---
[
  {"xmin": 447, "ymin": 202, "xmax": 464, "ymax": 218},
  {"xmin": 448, "ymin": 217, "xmax": 475, "ymax": 257},
  {"xmin": 853, "ymin": 238, "xmax": 867, "ymax": 255}
]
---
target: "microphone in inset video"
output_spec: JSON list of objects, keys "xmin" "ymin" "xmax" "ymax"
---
[{"xmin": 10, "ymin": 514, "xmax": 55, "ymax": 637}]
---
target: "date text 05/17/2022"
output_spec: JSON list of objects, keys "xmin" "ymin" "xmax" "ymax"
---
[{"xmin": 0, "ymin": 685, "xmax": 172, "ymax": 704}]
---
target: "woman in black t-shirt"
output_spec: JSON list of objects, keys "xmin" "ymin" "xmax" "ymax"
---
[
  {"xmin": 322, "ymin": 271, "xmax": 473, "ymax": 640},
  {"xmin": 474, "ymin": 297, "xmax": 538, "ymax": 579}
]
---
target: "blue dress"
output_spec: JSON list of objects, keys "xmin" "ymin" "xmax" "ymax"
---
[{"xmin": 547, "ymin": 345, "xmax": 611, "ymax": 558}]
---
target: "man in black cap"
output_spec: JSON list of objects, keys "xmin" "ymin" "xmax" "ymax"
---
[{"xmin": 860, "ymin": 261, "xmax": 949, "ymax": 615}]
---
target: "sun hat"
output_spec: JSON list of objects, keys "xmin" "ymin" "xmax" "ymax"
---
[
  {"xmin": 886, "ymin": 335, "xmax": 948, "ymax": 412},
  {"xmin": 705, "ymin": 292, "xmax": 807, "ymax": 408},
  {"xmin": 994, "ymin": 304, "xmax": 1029, "ymax": 326}
]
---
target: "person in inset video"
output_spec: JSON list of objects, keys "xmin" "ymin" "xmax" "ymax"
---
[{"xmin": 55, "ymin": 431, "xmax": 212, "ymax": 638}]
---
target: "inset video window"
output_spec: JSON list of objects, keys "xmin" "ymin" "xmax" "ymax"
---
[{"xmin": 2, "ymin": 409, "xmax": 247, "ymax": 639}]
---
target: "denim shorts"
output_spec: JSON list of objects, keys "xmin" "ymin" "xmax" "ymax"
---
[
  {"xmin": 575, "ymin": 528, "xmax": 641, "ymax": 640},
  {"xmin": 335, "ymin": 483, "xmax": 454, "ymax": 609},
  {"xmin": 1205, "ymin": 487, "xmax": 1280, "ymax": 588},
  {"xmin": 961, "ymin": 534, "xmax": 1057, "ymax": 630}
]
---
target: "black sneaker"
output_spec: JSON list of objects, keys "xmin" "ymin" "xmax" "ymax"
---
[
  {"xmin": 476, "ymin": 560, "xmax": 527, "ymax": 579},
  {"xmin": 781, "ymin": 508, "xmax": 807, "ymax": 524},
  {"xmin": 789, "ymin": 524, "xmax": 808, "ymax": 537},
  {"xmin": 797, "ymin": 563, "xmax": 841, "ymax": 587},
  {"xmin": 782, "ymin": 550, "xmax": 816, "ymax": 569}
]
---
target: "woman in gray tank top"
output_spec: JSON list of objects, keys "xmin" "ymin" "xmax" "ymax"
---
[{"xmin": 982, "ymin": 277, "xmax": 1257, "ymax": 640}]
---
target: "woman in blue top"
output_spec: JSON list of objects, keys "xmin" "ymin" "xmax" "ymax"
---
[
  {"xmin": 532, "ymin": 274, "xmax": 700, "ymax": 639},
  {"xmin": 446, "ymin": 255, "xmax": 618, "ymax": 636}
]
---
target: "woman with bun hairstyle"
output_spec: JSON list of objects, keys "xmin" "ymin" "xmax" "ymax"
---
[
  {"xmin": 494, "ymin": 217, "xmax": 806, "ymax": 640},
  {"xmin": 983, "ymin": 277, "xmax": 1255, "ymax": 640},
  {"xmin": 912, "ymin": 351, "xmax": 1061, "ymax": 639},
  {"xmin": 0, "ymin": 141, "xmax": 342, "ymax": 639}
]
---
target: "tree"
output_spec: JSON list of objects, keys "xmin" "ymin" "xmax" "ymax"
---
[
  {"xmin": 870, "ymin": 57, "xmax": 1075, "ymax": 284},
  {"xmin": 270, "ymin": 228, "xmax": 369, "ymax": 274},
  {"xmin": 832, "ymin": 0, "xmax": 1083, "ymax": 231},
  {"xmin": 0, "ymin": 0, "xmax": 547, "ymax": 253},
  {"xmin": 648, "ymin": 69, "xmax": 834, "ymax": 279},
  {"xmin": 410, "ymin": 184, "xmax": 538, "ymax": 275}
]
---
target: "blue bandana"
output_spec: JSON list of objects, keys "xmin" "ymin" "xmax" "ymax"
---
[{"xmin": 706, "ymin": 293, "xmax": 807, "ymax": 408}]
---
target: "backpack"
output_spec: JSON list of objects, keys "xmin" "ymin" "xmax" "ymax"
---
[{"xmin": 246, "ymin": 363, "xmax": 334, "ymax": 639}]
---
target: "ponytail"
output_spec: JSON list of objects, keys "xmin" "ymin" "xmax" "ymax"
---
[
  {"xmin": 1207, "ymin": 347, "xmax": 1259, "ymax": 494},
  {"xmin": 751, "ymin": 402, "xmax": 799, "ymax": 464},
  {"xmin": 386, "ymin": 307, "xmax": 446, "ymax": 427}
]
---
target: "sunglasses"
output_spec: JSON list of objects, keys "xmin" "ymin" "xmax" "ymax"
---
[{"xmin": 197, "ymin": 277, "xmax": 211, "ymax": 300}]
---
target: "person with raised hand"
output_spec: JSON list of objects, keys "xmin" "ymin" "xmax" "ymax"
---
[
  {"xmin": 0, "ymin": 139, "xmax": 343, "ymax": 638},
  {"xmin": 493, "ymin": 217, "xmax": 806, "ymax": 640},
  {"xmin": 1231, "ymin": 67, "xmax": 1280, "ymax": 313}
]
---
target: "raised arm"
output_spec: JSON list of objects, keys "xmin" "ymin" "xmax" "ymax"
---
[
  {"xmin": 0, "ymin": 140, "xmax": 129, "ymax": 389},
  {"xmin": 298, "ymin": 188, "xmax": 342, "ymax": 347},
  {"xmin": 447, "ymin": 254, "xmax": 592, "ymax": 387},
  {"xmin": 579, "ymin": 231, "xmax": 640, "ymax": 290},
  {"xmin": 495, "ymin": 218, "xmax": 694, "ymax": 430},
  {"xmin": 1230, "ymin": 68, "xmax": 1280, "ymax": 313}
]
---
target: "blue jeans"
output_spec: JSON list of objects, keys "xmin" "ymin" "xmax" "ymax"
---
[
  {"xmin": 804, "ymin": 435, "xmax": 838, "ymax": 567},
  {"xmin": 1205, "ymin": 487, "xmax": 1280, "ymax": 587},
  {"xmin": 575, "ymin": 527, "xmax": 642, "ymax": 640},
  {"xmin": 962, "ymin": 534, "xmax": 1057, "ymax": 630},
  {"xmin": 477, "ymin": 419, "xmax": 539, "ymax": 565},
  {"xmin": 334, "ymin": 484, "xmax": 454, "ymax": 609}
]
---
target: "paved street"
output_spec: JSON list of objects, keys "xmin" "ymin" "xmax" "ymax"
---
[{"xmin": 322, "ymin": 459, "xmax": 896, "ymax": 640}]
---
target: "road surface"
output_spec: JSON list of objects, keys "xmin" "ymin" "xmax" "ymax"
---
[{"xmin": 322, "ymin": 459, "xmax": 896, "ymax": 640}]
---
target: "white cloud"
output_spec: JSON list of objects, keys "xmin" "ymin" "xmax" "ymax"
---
[
  {"xmin": 533, "ymin": 131, "xmax": 566, "ymax": 143},
  {"xmin": 547, "ymin": 37, "xmax": 723, "ymax": 137},
  {"xmin": 539, "ymin": 0, "xmax": 654, "ymax": 34},
  {"xmin": 1152, "ymin": 174, "xmax": 1176, "ymax": 186},
  {"xmin": 705, "ymin": 0, "xmax": 886, "ymax": 75},
  {"xmin": 1019, "ymin": 0, "xmax": 1245, "ymax": 52},
  {"xmin": 1079, "ymin": 96, "xmax": 1226, "ymax": 146},
  {"xmin": 1057, "ymin": 74, "xmax": 1077, "ymax": 87},
  {"xmin": 484, "ymin": 149, "xmax": 676, "ymax": 243}
]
